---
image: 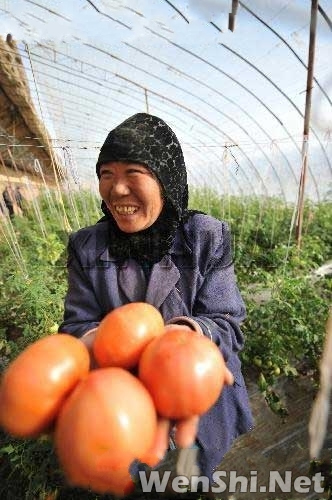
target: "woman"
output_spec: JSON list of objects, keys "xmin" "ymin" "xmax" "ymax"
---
[{"xmin": 59, "ymin": 112, "xmax": 253, "ymax": 486}]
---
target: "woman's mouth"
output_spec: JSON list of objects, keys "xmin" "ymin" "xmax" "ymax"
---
[{"xmin": 113, "ymin": 205, "xmax": 139, "ymax": 215}]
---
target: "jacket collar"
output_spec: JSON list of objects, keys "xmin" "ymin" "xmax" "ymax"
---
[
  {"xmin": 96, "ymin": 222, "xmax": 190, "ymax": 308},
  {"xmin": 98, "ymin": 248, "xmax": 182, "ymax": 309},
  {"xmin": 145, "ymin": 255, "xmax": 180, "ymax": 308}
]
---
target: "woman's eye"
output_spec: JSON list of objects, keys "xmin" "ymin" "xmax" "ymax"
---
[{"xmin": 128, "ymin": 169, "xmax": 145, "ymax": 175}]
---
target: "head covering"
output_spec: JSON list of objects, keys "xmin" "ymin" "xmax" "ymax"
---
[{"xmin": 96, "ymin": 113, "xmax": 199, "ymax": 265}]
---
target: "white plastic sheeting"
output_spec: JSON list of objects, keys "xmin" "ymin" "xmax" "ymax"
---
[{"xmin": 0, "ymin": 0, "xmax": 331, "ymax": 201}]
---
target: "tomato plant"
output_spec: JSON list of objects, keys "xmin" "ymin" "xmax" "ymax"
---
[
  {"xmin": 0, "ymin": 334, "xmax": 90, "ymax": 438},
  {"xmin": 54, "ymin": 367, "xmax": 157, "ymax": 495},
  {"xmin": 93, "ymin": 302, "xmax": 164, "ymax": 369},
  {"xmin": 138, "ymin": 328, "xmax": 227, "ymax": 419}
]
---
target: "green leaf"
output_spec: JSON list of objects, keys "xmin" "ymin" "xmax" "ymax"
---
[{"xmin": 0, "ymin": 444, "xmax": 15, "ymax": 454}]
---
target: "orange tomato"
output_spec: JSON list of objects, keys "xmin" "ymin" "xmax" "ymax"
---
[
  {"xmin": 139, "ymin": 328, "xmax": 227, "ymax": 419},
  {"xmin": 93, "ymin": 302, "xmax": 164, "ymax": 370},
  {"xmin": 0, "ymin": 334, "xmax": 90, "ymax": 438},
  {"xmin": 54, "ymin": 367, "xmax": 157, "ymax": 495}
]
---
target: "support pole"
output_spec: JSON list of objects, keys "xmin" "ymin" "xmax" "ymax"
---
[
  {"xmin": 295, "ymin": 0, "xmax": 318, "ymax": 249},
  {"xmin": 229, "ymin": 0, "xmax": 239, "ymax": 32},
  {"xmin": 144, "ymin": 88, "xmax": 149, "ymax": 114}
]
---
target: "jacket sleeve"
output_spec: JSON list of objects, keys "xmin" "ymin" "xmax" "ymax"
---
[
  {"xmin": 191, "ymin": 222, "xmax": 246, "ymax": 363},
  {"xmin": 58, "ymin": 234, "xmax": 103, "ymax": 338}
]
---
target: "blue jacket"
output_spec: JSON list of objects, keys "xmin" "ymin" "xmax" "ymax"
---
[{"xmin": 59, "ymin": 214, "xmax": 254, "ymax": 479}]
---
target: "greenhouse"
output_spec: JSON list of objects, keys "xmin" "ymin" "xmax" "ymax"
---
[{"xmin": 0, "ymin": 1, "xmax": 331, "ymax": 499}]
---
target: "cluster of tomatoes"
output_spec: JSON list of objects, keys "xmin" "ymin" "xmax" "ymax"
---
[{"xmin": 0, "ymin": 302, "xmax": 230, "ymax": 496}]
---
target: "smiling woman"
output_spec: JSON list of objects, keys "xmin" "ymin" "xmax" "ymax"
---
[
  {"xmin": 58, "ymin": 112, "xmax": 253, "ymax": 489},
  {"xmin": 99, "ymin": 161, "xmax": 164, "ymax": 233}
]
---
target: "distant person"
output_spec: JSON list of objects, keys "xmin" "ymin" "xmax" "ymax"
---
[
  {"xmin": 2, "ymin": 186, "xmax": 14, "ymax": 218},
  {"xmin": 14, "ymin": 186, "xmax": 25, "ymax": 213}
]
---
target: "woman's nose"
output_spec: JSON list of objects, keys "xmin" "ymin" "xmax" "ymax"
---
[{"xmin": 111, "ymin": 177, "xmax": 130, "ymax": 196}]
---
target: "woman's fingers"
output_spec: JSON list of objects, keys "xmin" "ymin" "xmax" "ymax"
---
[
  {"xmin": 224, "ymin": 366, "xmax": 235, "ymax": 386},
  {"xmin": 174, "ymin": 415, "xmax": 199, "ymax": 448},
  {"xmin": 80, "ymin": 329, "xmax": 98, "ymax": 369},
  {"xmin": 140, "ymin": 417, "xmax": 170, "ymax": 467},
  {"xmin": 164, "ymin": 324, "xmax": 192, "ymax": 332}
]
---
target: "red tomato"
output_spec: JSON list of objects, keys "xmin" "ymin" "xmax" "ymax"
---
[
  {"xmin": 0, "ymin": 334, "xmax": 90, "ymax": 438},
  {"xmin": 54, "ymin": 367, "xmax": 157, "ymax": 495},
  {"xmin": 138, "ymin": 328, "xmax": 227, "ymax": 419},
  {"xmin": 93, "ymin": 302, "xmax": 165, "ymax": 370}
]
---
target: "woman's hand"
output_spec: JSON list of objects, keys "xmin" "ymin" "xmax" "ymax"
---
[
  {"xmin": 80, "ymin": 329, "xmax": 98, "ymax": 369},
  {"xmin": 174, "ymin": 415, "xmax": 200, "ymax": 448},
  {"xmin": 140, "ymin": 415, "xmax": 200, "ymax": 467},
  {"xmin": 164, "ymin": 324, "xmax": 192, "ymax": 333}
]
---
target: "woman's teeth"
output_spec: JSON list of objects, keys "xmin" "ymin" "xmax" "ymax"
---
[{"xmin": 114, "ymin": 206, "xmax": 138, "ymax": 215}]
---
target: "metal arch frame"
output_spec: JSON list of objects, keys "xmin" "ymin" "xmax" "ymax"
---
[
  {"xmin": 84, "ymin": 0, "xmax": 132, "ymax": 30},
  {"xmin": 115, "ymin": 73, "xmax": 269, "ymax": 198},
  {"xmin": 31, "ymin": 42, "xmax": 302, "ymax": 192},
  {"xmin": 39, "ymin": 86, "xmax": 243, "ymax": 197},
  {"xmin": 24, "ymin": 42, "xmax": 266, "ymax": 197},
  {"xmin": 17, "ymin": 29, "xmax": 322, "ymax": 199},
  {"xmin": 23, "ymin": 52, "xmax": 245, "ymax": 197},
  {"xmin": 145, "ymin": 27, "xmax": 326, "ymax": 195},
  {"xmin": 239, "ymin": 1, "xmax": 332, "ymax": 107},
  {"xmin": 124, "ymin": 42, "xmax": 302, "ymax": 188},
  {"xmin": 8, "ymin": 2, "xmax": 329, "ymax": 200},
  {"xmin": 217, "ymin": 41, "xmax": 332, "ymax": 177},
  {"xmin": 29, "ymin": 28, "xmax": 321, "ymax": 199},
  {"xmin": 82, "ymin": 42, "xmax": 286, "ymax": 199}
]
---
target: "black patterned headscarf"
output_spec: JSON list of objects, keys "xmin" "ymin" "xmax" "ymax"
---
[{"xmin": 96, "ymin": 113, "xmax": 198, "ymax": 265}]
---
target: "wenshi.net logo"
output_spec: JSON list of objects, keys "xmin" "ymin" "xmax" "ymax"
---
[{"xmin": 138, "ymin": 470, "xmax": 325, "ymax": 495}]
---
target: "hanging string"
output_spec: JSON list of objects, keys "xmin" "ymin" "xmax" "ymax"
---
[
  {"xmin": 282, "ymin": 202, "xmax": 298, "ymax": 275},
  {"xmin": 269, "ymin": 141, "xmax": 280, "ymax": 248},
  {"xmin": 222, "ymin": 145, "xmax": 231, "ymax": 223},
  {"xmin": 24, "ymin": 42, "xmax": 72, "ymax": 234},
  {"xmin": 0, "ymin": 150, "xmax": 28, "ymax": 275},
  {"xmin": 0, "ymin": 216, "xmax": 29, "ymax": 278},
  {"xmin": 23, "ymin": 176, "xmax": 48, "ymax": 238},
  {"xmin": 33, "ymin": 159, "xmax": 59, "ymax": 217},
  {"xmin": 6, "ymin": 148, "xmax": 51, "ymax": 239},
  {"xmin": 61, "ymin": 146, "xmax": 82, "ymax": 230}
]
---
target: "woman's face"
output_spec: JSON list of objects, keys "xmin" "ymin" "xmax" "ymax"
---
[{"xmin": 99, "ymin": 161, "xmax": 164, "ymax": 233}]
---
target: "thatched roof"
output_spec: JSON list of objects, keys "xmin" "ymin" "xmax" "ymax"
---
[{"xmin": 0, "ymin": 34, "xmax": 55, "ymax": 182}]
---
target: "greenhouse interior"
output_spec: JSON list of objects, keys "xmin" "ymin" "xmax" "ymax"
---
[{"xmin": 0, "ymin": 1, "xmax": 331, "ymax": 499}]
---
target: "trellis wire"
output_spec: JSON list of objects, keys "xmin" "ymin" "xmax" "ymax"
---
[
  {"xmin": 33, "ymin": 159, "xmax": 60, "ymax": 221},
  {"xmin": 0, "ymin": 216, "xmax": 29, "ymax": 277}
]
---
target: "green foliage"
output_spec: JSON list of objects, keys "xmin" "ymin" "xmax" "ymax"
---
[
  {"xmin": 0, "ymin": 216, "xmax": 67, "ymax": 363},
  {"xmin": 0, "ymin": 187, "xmax": 331, "ymax": 498},
  {"xmin": 241, "ymin": 274, "xmax": 331, "ymax": 378},
  {"xmin": 190, "ymin": 187, "xmax": 331, "ymax": 415},
  {"xmin": 0, "ymin": 432, "xmax": 62, "ymax": 499}
]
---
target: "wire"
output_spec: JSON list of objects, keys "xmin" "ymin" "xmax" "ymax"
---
[
  {"xmin": 162, "ymin": 0, "xmax": 189, "ymax": 23},
  {"xmin": 239, "ymin": 1, "xmax": 332, "ymax": 107},
  {"xmin": 124, "ymin": 42, "xmax": 299, "ymax": 185},
  {"xmin": 318, "ymin": 4, "xmax": 332, "ymax": 31},
  {"xmin": 218, "ymin": 41, "xmax": 331, "ymax": 179},
  {"xmin": 14, "ymin": 43, "xmax": 268, "ymax": 192},
  {"xmin": 24, "ymin": 0, "xmax": 72, "ymax": 21},
  {"xmin": 85, "ymin": 0, "xmax": 132, "ymax": 29}
]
